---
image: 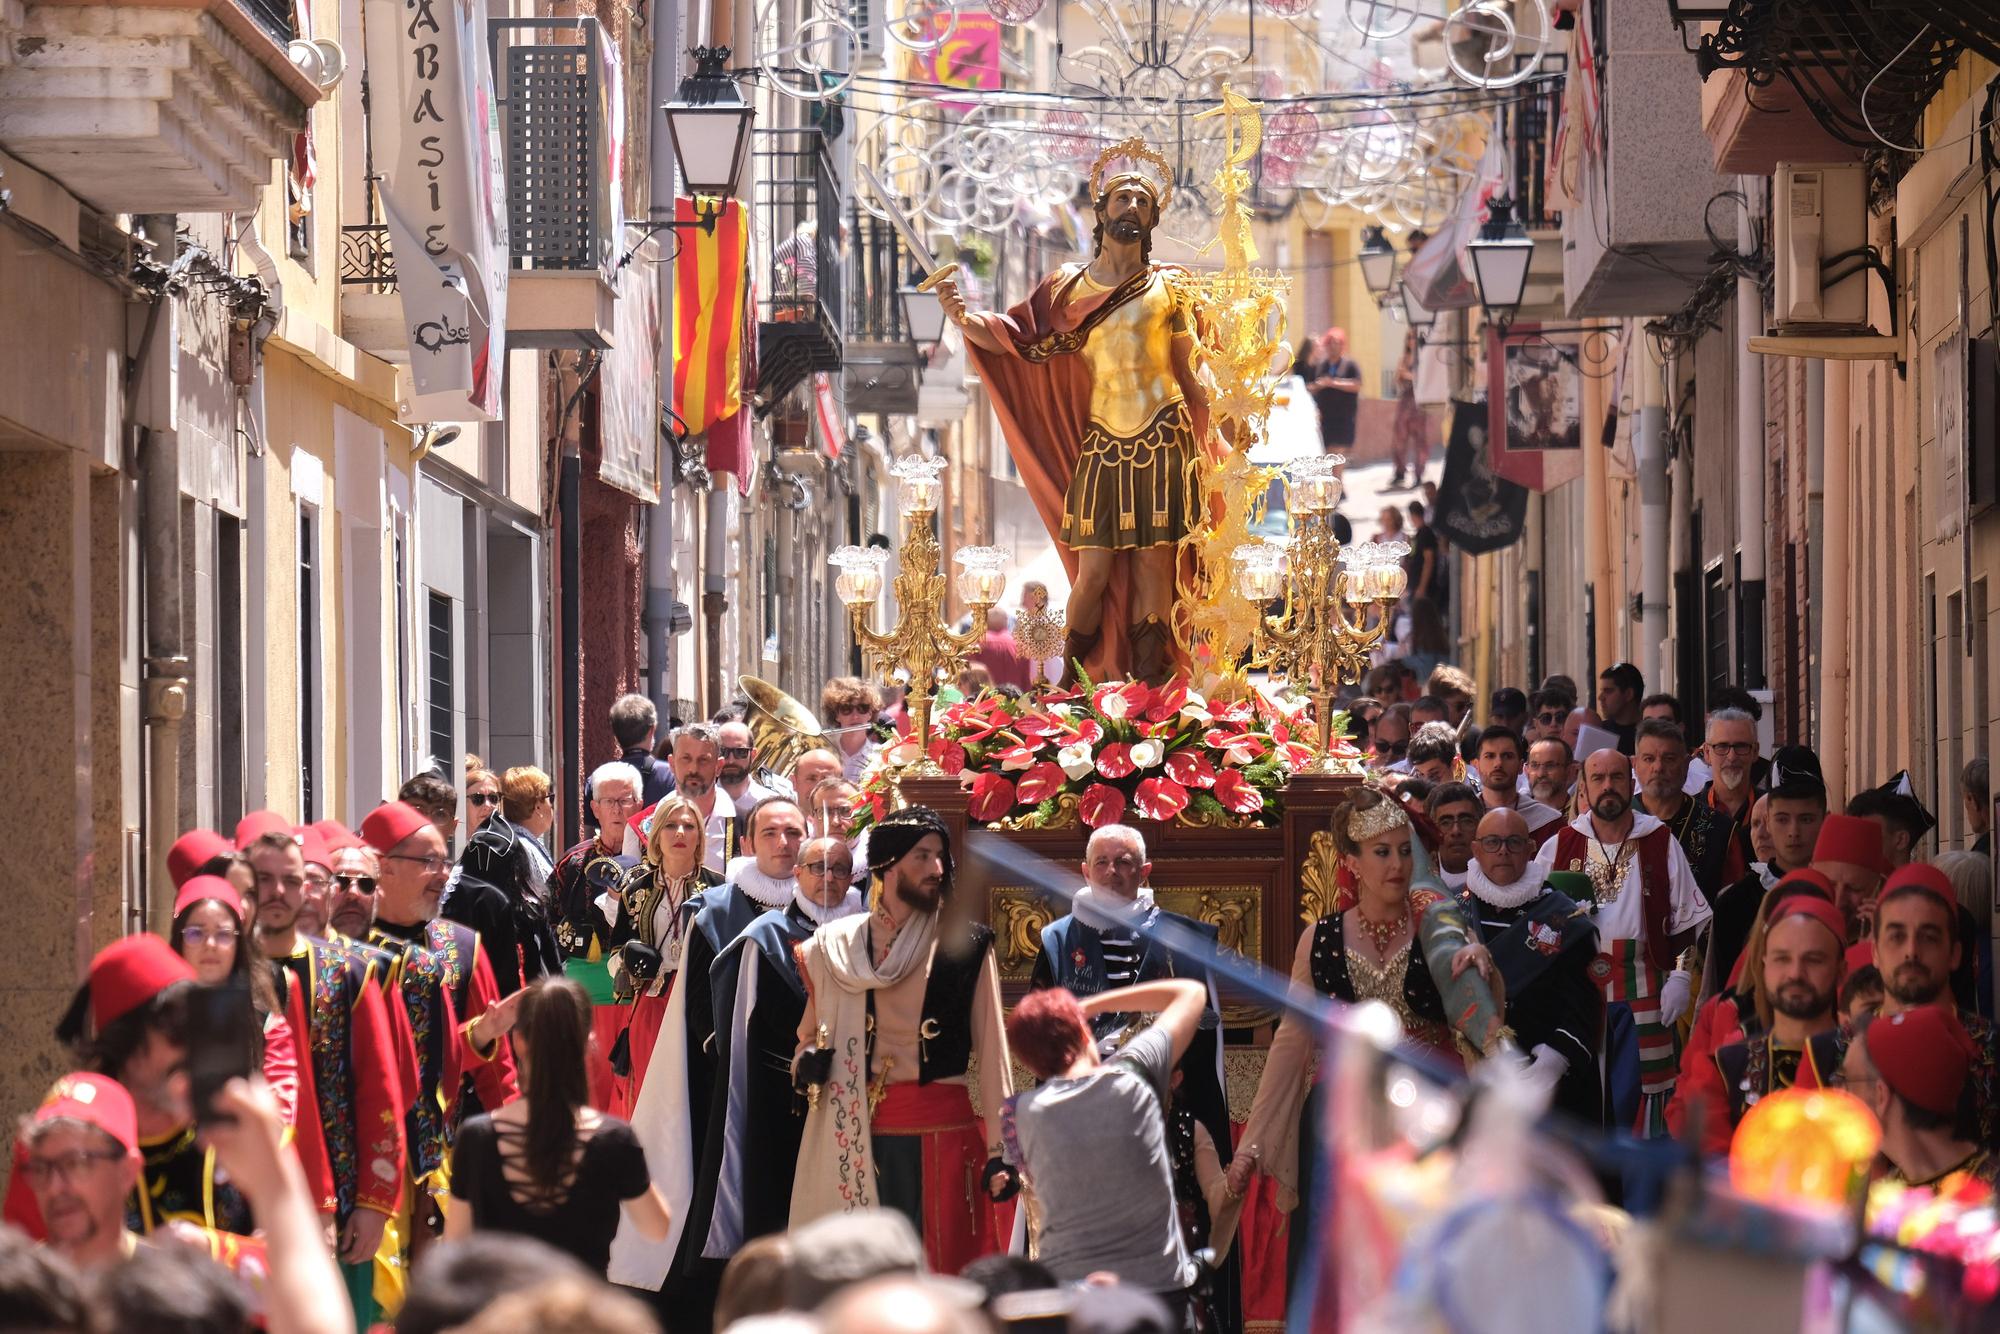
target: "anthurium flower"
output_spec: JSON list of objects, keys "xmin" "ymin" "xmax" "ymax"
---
[
  {"xmin": 928, "ymin": 737, "xmax": 968, "ymax": 775},
  {"xmin": 1078, "ymin": 783, "xmax": 1127, "ymax": 828},
  {"xmin": 887, "ymin": 738, "xmax": 926, "ymax": 768},
  {"xmin": 1144, "ymin": 679, "xmax": 1189, "ymax": 722},
  {"xmin": 1016, "ymin": 761, "xmax": 1066, "ymax": 804},
  {"xmin": 1096, "ymin": 743, "xmax": 1137, "ymax": 779},
  {"xmin": 1133, "ymin": 776, "xmax": 1190, "ymax": 821},
  {"xmin": 1214, "ymin": 769, "xmax": 1265, "ymax": 814},
  {"xmin": 1166, "ymin": 751, "xmax": 1217, "ymax": 789},
  {"xmin": 1058, "ymin": 742, "xmax": 1095, "ymax": 781},
  {"xmin": 1091, "ymin": 682, "xmax": 1134, "ymax": 720},
  {"xmin": 1015, "ymin": 712, "xmax": 1067, "ymax": 740},
  {"xmin": 968, "ymin": 772, "xmax": 1018, "ymax": 822},
  {"xmin": 995, "ymin": 744, "xmax": 1041, "ymax": 772},
  {"xmin": 1278, "ymin": 741, "xmax": 1317, "ymax": 769},
  {"xmin": 1129, "ymin": 739, "xmax": 1166, "ymax": 770},
  {"xmin": 1059, "ymin": 717, "xmax": 1105, "ymax": 747}
]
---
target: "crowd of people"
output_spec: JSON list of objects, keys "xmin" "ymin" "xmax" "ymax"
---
[{"xmin": 9, "ymin": 649, "xmax": 1997, "ymax": 1332}]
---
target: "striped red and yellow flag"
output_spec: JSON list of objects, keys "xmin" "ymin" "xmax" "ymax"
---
[{"xmin": 672, "ymin": 196, "xmax": 747, "ymax": 434}]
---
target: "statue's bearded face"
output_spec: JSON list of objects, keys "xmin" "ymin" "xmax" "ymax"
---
[{"xmin": 1097, "ymin": 184, "xmax": 1158, "ymax": 245}]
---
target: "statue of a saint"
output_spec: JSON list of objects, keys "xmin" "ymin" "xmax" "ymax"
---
[{"xmin": 936, "ymin": 138, "xmax": 1211, "ymax": 686}]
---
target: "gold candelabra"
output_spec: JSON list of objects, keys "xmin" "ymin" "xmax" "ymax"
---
[
  {"xmin": 830, "ymin": 456, "xmax": 1009, "ymax": 778},
  {"xmin": 1233, "ymin": 456, "xmax": 1408, "ymax": 773}
]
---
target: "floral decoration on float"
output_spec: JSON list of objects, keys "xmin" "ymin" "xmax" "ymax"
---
[{"xmin": 856, "ymin": 674, "xmax": 1360, "ymax": 831}]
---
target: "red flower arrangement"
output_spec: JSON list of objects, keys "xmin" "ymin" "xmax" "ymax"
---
[{"xmin": 855, "ymin": 674, "xmax": 1356, "ymax": 831}]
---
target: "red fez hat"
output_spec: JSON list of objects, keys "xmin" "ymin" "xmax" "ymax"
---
[
  {"xmin": 1812, "ymin": 814, "xmax": 1892, "ymax": 877},
  {"xmin": 171, "ymin": 874, "xmax": 246, "ymax": 924},
  {"xmin": 34, "ymin": 1072, "xmax": 138, "ymax": 1158},
  {"xmin": 1765, "ymin": 893, "xmax": 1848, "ymax": 951},
  {"xmin": 1868, "ymin": 1004, "xmax": 1981, "ymax": 1116},
  {"xmin": 312, "ymin": 819, "xmax": 364, "ymax": 853},
  {"xmin": 166, "ymin": 828, "xmax": 234, "ymax": 889},
  {"xmin": 1845, "ymin": 941, "xmax": 1876, "ymax": 972},
  {"xmin": 1880, "ymin": 862, "xmax": 1959, "ymax": 920},
  {"xmin": 1772, "ymin": 867, "xmax": 1834, "ymax": 900},
  {"xmin": 361, "ymin": 800, "xmax": 433, "ymax": 854},
  {"xmin": 88, "ymin": 935, "xmax": 195, "ymax": 1030},
  {"xmin": 234, "ymin": 810, "xmax": 296, "ymax": 849},
  {"xmin": 294, "ymin": 825, "xmax": 333, "ymax": 870}
]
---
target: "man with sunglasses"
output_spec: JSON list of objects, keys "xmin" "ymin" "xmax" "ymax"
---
[
  {"xmin": 328, "ymin": 841, "xmax": 383, "ymax": 941},
  {"xmin": 1371, "ymin": 702, "xmax": 1413, "ymax": 772},
  {"xmin": 716, "ymin": 718, "xmax": 788, "ymax": 811},
  {"xmin": 1460, "ymin": 808, "xmax": 1602, "ymax": 1123}
]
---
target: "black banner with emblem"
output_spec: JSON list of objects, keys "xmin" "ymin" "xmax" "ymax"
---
[{"xmin": 1435, "ymin": 397, "xmax": 1529, "ymax": 555}]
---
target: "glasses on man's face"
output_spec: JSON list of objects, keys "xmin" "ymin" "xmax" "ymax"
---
[
  {"xmin": 1536, "ymin": 710, "xmax": 1566, "ymax": 726},
  {"xmin": 468, "ymin": 792, "xmax": 500, "ymax": 807},
  {"xmin": 333, "ymin": 874, "xmax": 378, "ymax": 894},
  {"xmin": 1708, "ymin": 741, "xmax": 1756, "ymax": 755},
  {"xmin": 181, "ymin": 925, "xmax": 239, "ymax": 948},
  {"xmin": 1475, "ymin": 835, "xmax": 1534, "ymax": 854},
  {"xmin": 720, "ymin": 746, "xmax": 753, "ymax": 759},
  {"xmin": 1377, "ymin": 741, "xmax": 1409, "ymax": 759},
  {"xmin": 386, "ymin": 853, "xmax": 448, "ymax": 874},
  {"xmin": 836, "ymin": 706, "xmax": 873, "ymax": 721},
  {"xmin": 599, "ymin": 794, "xmax": 642, "ymax": 811},
  {"xmin": 800, "ymin": 860, "xmax": 854, "ymax": 878},
  {"xmin": 1435, "ymin": 813, "xmax": 1482, "ymax": 830},
  {"xmin": 22, "ymin": 1149, "xmax": 124, "ymax": 1185}
]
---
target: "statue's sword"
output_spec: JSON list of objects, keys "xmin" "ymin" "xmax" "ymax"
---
[{"xmin": 855, "ymin": 161, "xmax": 959, "ymax": 293}]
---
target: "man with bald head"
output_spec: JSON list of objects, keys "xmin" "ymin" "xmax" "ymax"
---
[
  {"xmin": 792, "ymin": 748, "xmax": 844, "ymax": 807},
  {"xmin": 1540, "ymin": 748, "xmax": 1712, "ymax": 1135},
  {"xmin": 1462, "ymin": 808, "xmax": 1602, "ymax": 1122}
]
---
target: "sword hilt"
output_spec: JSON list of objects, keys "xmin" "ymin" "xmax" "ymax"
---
[{"xmin": 917, "ymin": 262, "xmax": 960, "ymax": 293}]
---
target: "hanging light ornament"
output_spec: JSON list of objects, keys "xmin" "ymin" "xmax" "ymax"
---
[{"xmin": 1262, "ymin": 106, "xmax": 1324, "ymax": 163}]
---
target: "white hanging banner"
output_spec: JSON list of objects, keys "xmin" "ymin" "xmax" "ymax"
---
[{"xmin": 364, "ymin": 0, "xmax": 509, "ymax": 420}]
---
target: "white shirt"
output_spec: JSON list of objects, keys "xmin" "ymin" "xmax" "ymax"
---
[
  {"xmin": 840, "ymin": 739, "xmax": 880, "ymax": 785},
  {"xmin": 1684, "ymin": 755, "xmax": 1712, "ymax": 795},
  {"xmin": 1537, "ymin": 812, "xmax": 1712, "ymax": 945}
]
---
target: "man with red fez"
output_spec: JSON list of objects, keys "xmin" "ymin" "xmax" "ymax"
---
[
  {"xmin": 358, "ymin": 802, "xmax": 521, "ymax": 1195},
  {"xmin": 1539, "ymin": 748, "xmax": 1712, "ymax": 1136},
  {"xmin": 5, "ymin": 938, "xmax": 260, "ymax": 1248},
  {"xmin": 167, "ymin": 828, "xmax": 235, "ymax": 889},
  {"xmin": 1671, "ymin": 895, "xmax": 1847, "ymax": 1155},
  {"xmin": 245, "ymin": 820, "xmax": 409, "ymax": 1322},
  {"xmin": 1809, "ymin": 813, "xmax": 1893, "ymax": 945},
  {"xmin": 1702, "ymin": 746, "xmax": 1828, "ymax": 997},
  {"xmin": 296, "ymin": 825, "xmax": 336, "ymax": 939},
  {"xmin": 1843, "ymin": 1005, "xmax": 1998, "ymax": 1189},
  {"xmin": 17, "ymin": 1073, "xmax": 144, "ymax": 1271},
  {"xmin": 1870, "ymin": 862, "xmax": 1999, "ymax": 1145}
]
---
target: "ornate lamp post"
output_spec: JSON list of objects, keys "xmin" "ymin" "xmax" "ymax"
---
[
  {"xmin": 829, "ymin": 455, "xmax": 1009, "ymax": 777},
  {"xmin": 1232, "ymin": 455, "xmax": 1407, "ymax": 772}
]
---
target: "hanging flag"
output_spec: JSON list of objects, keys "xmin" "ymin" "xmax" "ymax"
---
[
  {"xmin": 362, "ymin": 0, "xmax": 509, "ymax": 420},
  {"xmin": 1435, "ymin": 399, "xmax": 1527, "ymax": 554},
  {"xmin": 1402, "ymin": 128, "xmax": 1506, "ymax": 312},
  {"xmin": 673, "ymin": 197, "xmax": 748, "ymax": 435}
]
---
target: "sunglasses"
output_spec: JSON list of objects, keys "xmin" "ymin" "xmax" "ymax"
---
[
  {"xmin": 1475, "ymin": 835, "xmax": 1534, "ymax": 853},
  {"xmin": 333, "ymin": 874, "xmax": 378, "ymax": 893},
  {"xmin": 1376, "ymin": 741, "xmax": 1409, "ymax": 758},
  {"xmin": 468, "ymin": 792, "xmax": 500, "ymax": 807},
  {"xmin": 720, "ymin": 746, "xmax": 754, "ymax": 759},
  {"xmin": 1536, "ymin": 710, "xmax": 1567, "ymax": 725}
]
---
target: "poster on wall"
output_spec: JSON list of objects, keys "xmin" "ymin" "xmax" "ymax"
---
[
  {"xmin": 1488, "ymin": 322, "xmax": 1586, "ymax": 493},
  {"xmin": 598, "ymin": 262, "xmax": 661, "ymax": 502},
  {"xmin": 911, "ymin": 12, "xmax": 1002, "ymax": 110}
]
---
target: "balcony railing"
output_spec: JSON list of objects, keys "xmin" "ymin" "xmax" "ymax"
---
[
  {"xmin": 756, "ymin": 127, "xmax": 844, "ymax": 408},
  {"xmin": 491, "ymin": 17, "xmax": 614, "ymax": 274},
  {"xmin": 1504, "ymin": 55, "xmax": 1564, "ymax": 232},
  {"xmin": 236, "ymin": 0, "xmax": 295, "ymax": 44},
  {"xmin": 846, "ymin": 203, "xmax": 916, "ymax": 344},
  {"xmin": 339, "ymin": 224, "xmax": 397, "ymax": 290}
]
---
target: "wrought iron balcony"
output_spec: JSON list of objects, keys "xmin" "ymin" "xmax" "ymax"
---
[
  {"xmin": 842, "ymin": 203, "xmax": 924, "ymax": 415},
  {"xmin": 340, "ymin": 225, "xmax": 397, "ymax": 290},
  {"xmin": 755, "ymin": 127, "xmax": 844, "ymax": 410}
]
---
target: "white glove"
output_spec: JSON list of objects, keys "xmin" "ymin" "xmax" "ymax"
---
[
  {"xmin": 1524, "ymin": 1043, "xmax": 1569, "ymax": 1097},
  {"xmin": 1658, "ymin": 969, "xmax": 1693, "ymax": 1026}
]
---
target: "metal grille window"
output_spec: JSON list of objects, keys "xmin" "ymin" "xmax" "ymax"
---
[
  {"xmin": 1704, "ymin": 565, "xmax": 1730, "ymax": 705},
  {"xmin": 428, "ymin": 591, "xmax": 455, "ymax": 774},
  {"xmin": 491, "ymin": 19, "xmax": 609, "ymax": 272}
]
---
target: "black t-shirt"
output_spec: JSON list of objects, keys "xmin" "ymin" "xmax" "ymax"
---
[
  {"xmin": 1405, "ymin": 525, "xmax": 1442, "ymax": 599},
  {"xmin": 449, "ymin": 1113, "xmax": 650, "ymax": 1273},
  {"xmin": 1296, "ymin": 351, "xmax": 1361, "ymax": 446}
]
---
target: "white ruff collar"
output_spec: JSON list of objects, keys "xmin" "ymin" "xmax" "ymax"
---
[
  {"xmin": 1073, "ymin": 886, "xmax": 1155, "ymax": 931},
  {"xmin": 1567, "ymin": 811, "xmax": 1664, "ymax": 842},
  {"xmin": 731, "ymin": 861, "xmax": 797, "ymax": 910},
  {"xmin": 794, "ymin": 887, "xmax": 864, "ymax": 927},
  {"xmin": 1466, "ymin": 853, "xmax": 1555, "ymax": 910}
]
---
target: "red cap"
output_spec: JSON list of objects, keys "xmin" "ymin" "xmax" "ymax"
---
[
  {"xmin": 361, "ymin": 800, "xmax": 434, "ymax": 854},
  {"xmin": 1868, "ymin": 1004, "xmax": 1982, "ymax": 1116},
  {"xmin": 1772, "ymin": 867, "xmax": 1834, "ymax": 900},
  {"xmin": 88, "ymin": 935, "xmax": 195, "ymax": 1030},
  {"xmin": 166, "ymin": 829, "xmax": 234, "ymax": 889},
  {"xmin": 1845, "ymin": 940, "xmax": 1876, "ymax": 972},
  {"xmin": 1812, "ymin": 814, "xmax": 1892, "ymax": 877},
  {"xmin": 1880, "ymin": 862, "xmax": 1959, "ymax": 920},
  {"xmin": 312, "ymin": 819, "xmax": 363, "ymax": 853},
  {"xmin": 1765, "ymin": 893, "xmax": 1848, "ymax": 951},
  {"xmin": 171, "ymin": 874, "xmax": 246, "ymax": 924},
  {"xmin": 234, "ymin": 810, "xmax": 296, "ymax": 849},
  {"xmin": 294, "ymin": 825, "xmax": 332, "ymax": 870},
  {"xmin": 33, "ymin": 1073, "xmax": 138, "ymax": 1158}
]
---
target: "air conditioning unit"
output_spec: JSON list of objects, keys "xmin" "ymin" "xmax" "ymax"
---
[{"xmin": 1773, "ymin": 162, "xmax": 1870, "ymax": 334}]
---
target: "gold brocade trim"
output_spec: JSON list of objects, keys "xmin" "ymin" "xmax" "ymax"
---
[
  {"xmin": 993, "ymin": 792, "xmax": 1083, "ymax": 831},
  {"xmin": 1298, "ymin": 828, "xmax": 1339, "ymax": 925}
]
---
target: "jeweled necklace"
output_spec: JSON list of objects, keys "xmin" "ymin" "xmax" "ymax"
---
[{"xmin": 1353, "ymin": 902, "xmax": 1409, "ymax": 959}]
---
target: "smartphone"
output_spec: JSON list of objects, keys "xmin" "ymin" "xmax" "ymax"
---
[{"xmin": 187, "ymin": 981, "xmax": 256, "ymax": 1125}]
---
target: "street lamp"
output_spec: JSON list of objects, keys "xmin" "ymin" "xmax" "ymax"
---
[
  {"xmin": 1467, "ymin": 195, "xmax": 1536, "ymax": 317},
  {"xmin": 1357, "ymin": 224, "xmax": 1398, "ymax": 298},
  {"xmin": 1399, "ymin": 280, "xmax": 1437, "ymax": 337},
  {"xmin": 901, "ymin": 285, "xmax": 948, "ymax": 346},
  {"xmin": 661, "ymin": 46, "xmax": 755, "ymax": 234}
]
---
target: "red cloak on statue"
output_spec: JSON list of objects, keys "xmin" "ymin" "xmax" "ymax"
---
[{"xmin": 963, "ymin": 262, "xmax": 1212, "ymax": 682}]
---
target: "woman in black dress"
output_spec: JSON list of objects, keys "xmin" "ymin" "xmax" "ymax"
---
[{"xmin": 447, "ymin": 977, "xmax": 671, "ymax": 1274}]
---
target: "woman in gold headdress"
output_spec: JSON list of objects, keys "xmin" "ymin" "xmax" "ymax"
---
[{"xmin": 1225, "ymin": 786, "xmax": 1498, "ymax": 1284}]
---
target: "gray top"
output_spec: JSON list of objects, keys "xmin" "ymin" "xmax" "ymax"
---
[{"xmin": 1007, "ymin": 1024, "xmax": 1193, "ymax": 1292}]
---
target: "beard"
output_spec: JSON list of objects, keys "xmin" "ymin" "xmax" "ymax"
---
[
  {"xmin": 1591, "ymin": 792, "xmax": 1630, "ymax": 822},
  {"xmin": 1888, "ymin": 962, "xmax": 1946, "ymax": 1007},
  {"xmin": 1108, "ymin": 214, "xmax": 1145, "ymax": 242},
  {"xmin": 893, "ymin": 872, "xmax": 945, "ymax": 915},
  {"xmin": 677, "ymin": 773, "xmax": 714, "ymax": 799},
  {"xmin": 1529, "ymin": 775, "xmax": 1561, "ymax": 803},
  {"xmin": 1771, "ymin": 980, "xmax": 1833, "ymax": 1021},
  {"xmin": 719, "ymin": 761, "xmax": 750, "ymax": 785}
]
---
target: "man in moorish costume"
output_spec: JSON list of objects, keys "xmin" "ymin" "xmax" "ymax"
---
[
  {"xmin": 788, "ymin": 806, "xmax": 1014, "ymax": 1274},
  {"xmin": 939, "ymin": 137, "xmax": 1211, "ymax": 686}
]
